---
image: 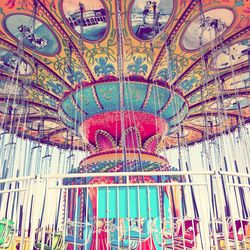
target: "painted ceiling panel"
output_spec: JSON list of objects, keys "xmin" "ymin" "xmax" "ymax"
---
[{"xmin": 0, "ymin": 0, "xmax": 249, "ymax": 149}]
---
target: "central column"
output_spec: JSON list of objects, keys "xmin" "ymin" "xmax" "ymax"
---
[{"xmin": 60, "ymin": 81, "xmax": 186, "ymax": 249}]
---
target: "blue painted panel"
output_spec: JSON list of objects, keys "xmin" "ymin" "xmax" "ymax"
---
[
  {"xmin": 169, "ymin": 106, "xmax": 188, "ymax": 127},
  {"xmin": 61, "ymin": 116, "xmax": 76, "ymax": 130},
  {"xmin": 95, "ymin": 83, "xmax": 120, "ymax": 111},
  {"xmin": 161, "ymin": 94, "xmax": 184, "ymax": 120},
  {"xmin": 98, "ymin": 186, "xmax": 164, "ymax": 218},
  {"xmin": 123, "ymin": 82, "xmax": 148, "ymax": 110},
  {"xmin": 143, "ymin": 86, "xmax": 171, "ymax": 113},
  {"xmin": 61, "ymin": 97, "xmax": 83, "ymax": 122},
  {"xmin": 74, "ymin": 87, "xmax": 101, "ymax": 115}
]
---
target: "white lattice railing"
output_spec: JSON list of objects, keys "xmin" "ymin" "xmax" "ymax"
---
[{"xmin": 0, "ymin": 171, "xmax": 249, "ymax": 250}]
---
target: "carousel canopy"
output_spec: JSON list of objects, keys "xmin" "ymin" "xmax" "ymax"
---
[{"xmin": 0, "ymin": 0, "xmax": 249, "ymax": 150}]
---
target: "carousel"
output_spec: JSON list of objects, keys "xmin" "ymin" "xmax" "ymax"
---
[{"xmin": 0, "ymin": 0, "xmax": 249, "ymax": 249}]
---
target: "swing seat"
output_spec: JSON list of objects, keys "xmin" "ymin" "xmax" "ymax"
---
[
  {"xmin": 211, "ymin": 218, "xmax": 249, "ymax": 244},
  {"xmin": 35, "ymin": 229, "xmax": 63, "ymax": 250},
  {"xmin": 228, "ymin": 219, "xmax": 249, "ymax": 242},
  {"xmin": 164, "ymin": 218, "xmax": 199, "ymax": 249},
  {"xmin": 52, "ymin": 232, "xmax": 64, "ymax": 250},
  {"xmin": 34, "ymin": 229, "xmax": 52, "ymax": 249},
  {"xmin": 34, "ymin": 243, "xmax": 53, "ymax": 250},
  {"xmin": 35, "ymin": 232, "xmax": 64, "ymax": 250},
  {"xmin": 0, "ymin": 218, "xmax": 15, "ymax": 248},
  {"xmin": 65, "ymin": 222, "xmax": 93, "ymax": 246}
]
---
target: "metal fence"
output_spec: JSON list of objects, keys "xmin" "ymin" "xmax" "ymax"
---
[{"xmin": 0, "ymin": 170, "xmax": 249, "ymax": 250}]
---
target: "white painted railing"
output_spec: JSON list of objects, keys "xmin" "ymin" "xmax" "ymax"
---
[{"xmin": 0, "ymin": 171, "xmax": 249, "ymax": 250}]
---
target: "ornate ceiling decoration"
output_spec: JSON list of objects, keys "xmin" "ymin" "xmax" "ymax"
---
[{"xmin": 0, "ymin": 0, "xmax": 249, "ymax": 150}]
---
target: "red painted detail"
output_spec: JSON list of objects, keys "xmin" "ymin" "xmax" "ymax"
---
[
  {"xmin": 80, "ymin": 149, "xmax": 169, "ymax": 164},
  {"xmin": 144, "ymin": 135, "xmax": 162, "ymax": 153},
  {"xmin": 139, "ymin": 237, "xmax": 156, "ymax": 250},
  {"xmin": 89, "ymin": 221, "xmax": 111, "ymax": 250},
  {"xmin": 124, "ymin": 127, "xmax": 140, "ymax": 149},
  {"xmin": 145, "ymin": 139, "xmax": 158, "ymax": 153},
  {"xmin": 228, "ymin": 219, "xmax": 249, "ymax": 241},
  {"xmin": 80, "ymin": 111, "xmax": 169, "ymax": 145},
  {"xmin": 96, "ymin": 131, "xmax": 115, "ymax": 151},
  {"xmin": 164, "ymin": 218, "xmax": 199, "ymax": 249}
]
